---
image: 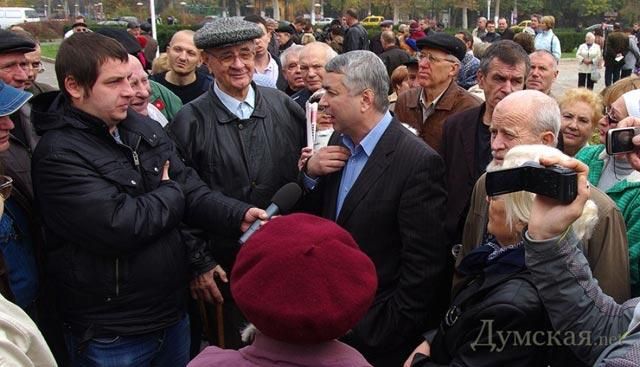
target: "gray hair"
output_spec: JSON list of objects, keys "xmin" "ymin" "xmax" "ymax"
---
[
  {"xmin": 325, "ymin": 50, "xmax": 389, "ymax": 113},
  {"xmin": 280, "ymin": 44, "xmax": 303, "ymax": 67},
  {"xmin": 585, "ymin": 32, "xmax": 595, "ymax": 42},
  {"xmin": 499, "ymin": 90, "xmax": 561, "ymax": 145},
  {"xmin": 530, "ymin": 49, "xmax": 558, "ymax": 70},
  {"xmin": 479, "ymin": 40, "xmax": 530, "ymax": 77},
  {"xmin": 300, "ymin": 41, "xmax": 337, "ymax": 64}
]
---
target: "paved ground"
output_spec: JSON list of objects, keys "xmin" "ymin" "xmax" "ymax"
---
[
  {"xmin": 552, "ymin": 58, "xmax": 605, "ymax": 96},
  {"xmin": 39, "ymin": 60, "xmax": 59, "ymax": 89},
  {"xmin": 39, "ymin": 58, "xmax": 603, "ymax": 96}
]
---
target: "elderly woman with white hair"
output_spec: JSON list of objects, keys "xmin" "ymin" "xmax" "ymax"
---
[
  {"xmin": 404, "ymin": 144, "xmax": 598, "ymax": 367},
  {"xmin": 577, "ymin": 32, "xmax": 603, "ymax": 90}
]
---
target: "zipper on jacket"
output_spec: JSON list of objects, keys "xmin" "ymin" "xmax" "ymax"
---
[
  {"xmin": 115, "ymin": 257, "xmax": 120, "ymax": 296},
  {"xmin": 130, "ymin": 136, "xmax": 150, "ymax": 192}
]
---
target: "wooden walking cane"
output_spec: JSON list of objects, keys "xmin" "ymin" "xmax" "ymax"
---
[
  {"xmin": 198, "ymin": 299, "xmax": 215, "ymax": 345},
  {"xmin": 216, "ymin": 303, "xmax": 225, "ymax": 348}
]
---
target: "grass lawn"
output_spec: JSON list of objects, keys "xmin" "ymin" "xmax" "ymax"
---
[
  {"xmin": 561, "ymin": 52, "xmax": 576, "ymax": 59},
  {"xmin": 40, "ymin": 42, "xmax": 60, "ymax": 60}
]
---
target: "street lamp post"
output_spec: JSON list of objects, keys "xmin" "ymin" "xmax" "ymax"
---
[{"xmin": 487, "ymin": 0, "xmax": 491, "ymax": 20}]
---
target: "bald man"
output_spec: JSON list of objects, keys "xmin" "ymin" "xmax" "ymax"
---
[
  {"xmin": 456, "ymin": 90, "xmax": 630, "ymax": 303},
  {"xmin": 150, "ymin": 30, "xmax": 212, "ymax": 104}
]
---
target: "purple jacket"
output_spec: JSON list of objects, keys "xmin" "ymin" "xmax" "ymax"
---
[{"xmin": 188, "ymin": 333, "xmax": 372, "ymax": 367}]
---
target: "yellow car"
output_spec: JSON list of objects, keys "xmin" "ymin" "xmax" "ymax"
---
[
  {"xmin": 361, "ymin": 15, "xmax": 385, "ymax": 27},
  {"xmin": 510, "ymin": 20, "xmax": 531, "ymax": 32}
]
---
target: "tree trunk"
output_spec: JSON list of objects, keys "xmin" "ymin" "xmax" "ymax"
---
[
  {"xmin": 493, "ymin": 0, "xmax": 500, "ymax": 22},
  {"xmin": 393, "ymin": 0, "xmax": 399, "ymax": 24},
  {"xmin": 462, "ymin": 5, "xmax": 468, "ymax": 29},
  {"xmin": 272, "ymin": 0, "xmax": 279, "ymax": 19}
]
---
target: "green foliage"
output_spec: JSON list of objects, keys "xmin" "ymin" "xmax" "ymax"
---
[{"xmin": 555, "ymin": 30, "xmax": 585, "ymax": 53}]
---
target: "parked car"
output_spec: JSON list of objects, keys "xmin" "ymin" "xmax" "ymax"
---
[
  {"xmin": 585, "ymin": 23, "xmax": 614, "ymax": 32},
  {"xmin": 361, "ymin": 15, "xmax": 384, "ymax": 27},
  {"xmin": 315, "ymin": 17, "xmax": 334, "ymax": 26},
  {"xmin": 0, "ymin": 7, "xmax": 39, "ymax": 29},
  {"xmin": 97, "ymin": 16, "xmax": 138, "ymax": 26},
  {"xmin": 510, "ymin": 20, "xmax": 531, "ymax": 32}
]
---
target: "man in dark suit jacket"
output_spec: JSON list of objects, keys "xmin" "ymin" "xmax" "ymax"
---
[
  {"xmin": 302, "ymin": 50, "xmax": 449, "ymax": 367},
  {"xmin": 441, "ymin": 40, "xmax": 529, "ymax": 246}
]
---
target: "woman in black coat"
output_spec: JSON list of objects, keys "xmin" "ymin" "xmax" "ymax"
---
[{"xmin": 404, "ymin": 145, "xmax": 599, "ymax": 367}]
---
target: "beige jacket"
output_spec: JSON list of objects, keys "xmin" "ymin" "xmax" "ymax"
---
[
  {"xmin": 0, "ymin": 292, "xmax": 57, "ymax": 366},
  {"xmin": 456, "ymin": 173, "xmax": 631, "ymax": 303}
]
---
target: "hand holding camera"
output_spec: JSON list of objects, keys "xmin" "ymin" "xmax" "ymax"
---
[
  {"xmin": 610, "ymin": 117, "xmax": 640, "ymax": 171},
  {"xmin": 526, "ymin": 157, "xmax": 591, "ymax": 241}
]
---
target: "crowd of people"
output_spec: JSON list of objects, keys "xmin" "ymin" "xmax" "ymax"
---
[{"xmin": 2, "ymin": 8, "xmax": 640, "ymax": 367}]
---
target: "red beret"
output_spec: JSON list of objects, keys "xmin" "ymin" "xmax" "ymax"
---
[{"xmin": 231, "ymin": 213, "xmax": 377, "ymax": 344}]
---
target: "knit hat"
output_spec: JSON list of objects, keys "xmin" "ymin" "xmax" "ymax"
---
[
  {"xmin": 0, "ymin": 29, "xmax": 35, "ymax": 54},
  {"xmin": 194, "ymin": 18, "xmax": 263, "ymax": 50},
  {"xmin": 622, "ymin": 89, "xmax": 640, "ymax": 118},
  {"xmin": 231, "ymin": 213, "xmax": 377, "ymax": 344}
]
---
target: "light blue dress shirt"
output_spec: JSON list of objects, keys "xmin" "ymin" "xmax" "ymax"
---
[
  {"xmin": 335, "ymin": 111, "xmax": 392, "ymax": 217},
  {"xmin": 213, "ymin": 81, "xmax": 255, "ymax": 119}
]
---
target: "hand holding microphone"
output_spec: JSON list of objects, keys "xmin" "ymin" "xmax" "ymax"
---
[{"xmin": 239, "ymin": 183, "xmax": 303, "ymax": 245}]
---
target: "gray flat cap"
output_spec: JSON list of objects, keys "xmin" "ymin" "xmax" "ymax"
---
[{"xmin": 195, "ymin": 18, "xmax": 263, "ymax": 50}]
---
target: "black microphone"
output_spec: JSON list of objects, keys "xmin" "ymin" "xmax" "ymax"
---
[{"xmin": 238, "ymin": 182, "xmax": 302, "ymax": 245}]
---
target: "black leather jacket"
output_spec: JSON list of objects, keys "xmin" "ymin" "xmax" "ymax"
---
[
  {"xmin": 30, "ymin": 92, "xmax": 251, "ymax": 337},
  {"xmin": 168, "ymin": 84, "xmax": 305, "ymax": 268}
]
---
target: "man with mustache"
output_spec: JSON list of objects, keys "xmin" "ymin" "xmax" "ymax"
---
[
  {"xmin": 455, "ymin": 89, "xmax": 630, "ymax": 303},
  {"xmin": 442, "ymin": 40, "xmax": 529, "ymax": 246}
]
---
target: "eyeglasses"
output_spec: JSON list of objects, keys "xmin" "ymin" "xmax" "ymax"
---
[
  {"xmin": 30, "ymin": 61, "xmax": 45, "ymax": 74},
  {"xmin": 206, "ymin": 49, "xmax": 254, "ymax": 66},
  {"xmin": 605, "ymin": 108, "xmax": 619, "ymax": 125},
  {"xmin": 0, "ymin": 61, "xmax": 29, "ymax": 74},
  {"xmin": 418, "ymin": 51, "xmax": 457, "ymax": 64},
  {"xmin": 0, "ymin": 176, "xmax": 13, "ymax": 200}
]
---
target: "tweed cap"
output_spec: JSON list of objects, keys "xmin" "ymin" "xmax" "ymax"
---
[
  {"xmin": 380, "ymin": 20, "xmax": 393, "ymax": 27},
  {"xmin": 416, "ymin": 32, "xmax": 467, "ymax": 62},
  {"xmin": 232, "ymin": 213, "xmax": 377, "ymax": 344},
  {"xmin": 194, "ymin": 18, "xmax": 263, "ymax": 50},
  {"xmin": 0, "ymin": 29, "xmax": 35, "ymax": 54}
]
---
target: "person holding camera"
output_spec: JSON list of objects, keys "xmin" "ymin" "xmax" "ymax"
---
[
  {"xmin": 576, "ymin": 89, "xmax": 640, "ymax": 296},
  {"xmin": 618, "ymin": 116, "xmax": 640, "ymax": 171},
  {"xmin": 524, "ymin": 153, "xmax": 640, "ymax": 366},
  {"xmin": 404, "ymin": 144, "xmax": 595, "ymax": 367},
  {"xmin": 457, "ymin": 90, "xmax": 630, "ymax": 303}
]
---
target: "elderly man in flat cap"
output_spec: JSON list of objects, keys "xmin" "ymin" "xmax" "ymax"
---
[
  {"xmin": 167, "ymin": 18, "xmax": 306, "ymax": 349},
  {"xmin": 394, "ymin": 33, "xmax": 480, "ymax": 154}
]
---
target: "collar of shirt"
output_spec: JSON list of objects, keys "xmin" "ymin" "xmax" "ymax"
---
[
  {"xmin": 341, "ymin": 110, "xmax": 393, "ymax": 157},
  {"xmin": 111, "ymin": 127, "xmax": 123, "ymax": 144},
  {"xmin": 254, "ymin": 54, "xmax": 279, "ymax": 84},
  {"xmin": 213, "ymin": 80, "xmax": 256, "ymax": 119},
  {"xmin": 336, "ymin": 111, "xmax": 392, "ymax": 218},
  {"xmin": 420, "ymin": 84, "xmax": 448, "ymax": 122}
]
